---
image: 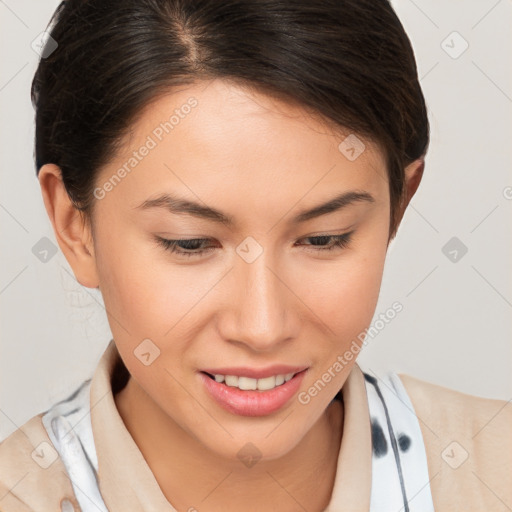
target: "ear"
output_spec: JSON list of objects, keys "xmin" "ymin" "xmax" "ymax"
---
[
  {"xmin": 389, "ymin": 157, "xmax": 425, "ymax": 241},
  {"xmin": 38, "ymin": 163, "xmax": 99, "ymax": 288}
]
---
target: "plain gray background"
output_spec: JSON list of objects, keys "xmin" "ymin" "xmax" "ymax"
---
[{"xmin": 1, "ymin": 0, "xmax": 511, "ymax": 442}]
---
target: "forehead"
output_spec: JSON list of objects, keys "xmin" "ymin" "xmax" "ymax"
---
[{"xmin": 97, "ymin": 78, "xmax": 389, "ymax": 218}]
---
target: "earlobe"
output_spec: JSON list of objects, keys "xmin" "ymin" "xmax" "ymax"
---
[{"xmin": 38, "ymin": 163, "xmax": 100, "ymax": 288}]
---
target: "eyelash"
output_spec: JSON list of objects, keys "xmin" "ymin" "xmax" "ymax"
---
[{"xmin": 155, "ymin": 232, "xmax": 354, "ymax": 258}]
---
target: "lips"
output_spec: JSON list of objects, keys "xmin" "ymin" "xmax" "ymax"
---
[{"xmin": 199, "ymin": 368, "xmax": 308, "ymax": 416}]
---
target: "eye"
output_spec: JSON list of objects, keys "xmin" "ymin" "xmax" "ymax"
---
[
  {"xmin": 154, "ymin": 237, "xmax": 216, "ymax": 258},
  {"xmin": 154, "ymin": 231, "xmax": 354, "ymax": 259},
  {"xmin": 297, "ymin": 232, "xmax": 354, "ymax": 252}
]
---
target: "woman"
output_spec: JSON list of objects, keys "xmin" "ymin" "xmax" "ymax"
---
[{"xmin": 1, "ymin": 0, "xmax": 510, "ymax": 511}]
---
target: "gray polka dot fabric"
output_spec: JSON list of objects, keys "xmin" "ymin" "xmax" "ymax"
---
[{"xmin": 363, "ymin": 371, "xmax": 435, "ymax": 512}]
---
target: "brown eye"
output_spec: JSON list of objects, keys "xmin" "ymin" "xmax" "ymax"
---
[
  {"xmin": 298, "ymin": 232, "xmax": 353, "ymax": 252},
  {"xmin": 155, "ymin": 237, "xmax": 216, "ymax": 258}
]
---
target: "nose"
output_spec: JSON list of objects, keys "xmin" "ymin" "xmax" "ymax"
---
[{"xmin": 219, "ymin": 250, "xmax": 298, "ymax": 352}]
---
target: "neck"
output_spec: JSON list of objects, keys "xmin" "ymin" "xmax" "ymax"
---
[{"xmin": 114, "ymin": 377, "xmax": 344, "ymax": 512}]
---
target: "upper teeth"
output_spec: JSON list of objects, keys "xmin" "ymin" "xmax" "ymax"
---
[{"xmin": 213, "ymin": 372, "xmax": 296, "ymax": 391}]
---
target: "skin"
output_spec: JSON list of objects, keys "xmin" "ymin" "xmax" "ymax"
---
[{"xmin": 38, "ymin": 78, "xmax": 423, "ymax": 512}]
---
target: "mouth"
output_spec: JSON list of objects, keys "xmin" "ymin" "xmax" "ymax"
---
[
  {"xmin": 200, "ymin": 369, "xmax": 307, "ymax": 391},
  {"xmin": 199, "ymin": 369, "xmax": 309, "ymax": 417}
]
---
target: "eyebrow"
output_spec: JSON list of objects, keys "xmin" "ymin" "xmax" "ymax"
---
[{"xmin": 134, "ymin": 190, "xmax": 375, "ymax": 226}]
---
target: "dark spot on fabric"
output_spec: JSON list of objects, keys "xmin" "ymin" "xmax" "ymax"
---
[
  {"xmin": 364, "ymin": 373, "xmax": 378, "ymax": 386},
  {"xmin": 371, "ymin": 418, "xmax": 388, "ymax": 458},
  {"xmin": 397, "ymin": 433, "xmax": 411, "ymax": 452}
]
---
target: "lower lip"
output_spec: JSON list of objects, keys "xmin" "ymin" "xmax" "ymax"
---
[{"xmin": 199, "ymin": 370, "xmax": 308, "ymax": 417}]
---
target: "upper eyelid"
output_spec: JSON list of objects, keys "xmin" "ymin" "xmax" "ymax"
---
[
  {"xmin": 162, "ymin": 233, "xmax": 351, "ymax": 243},
  {"xmin": 157, "ymin": 232, "xmax": 353, "ymax": 248},
  {"xmin": 157, "ymin": 227, "xmax": 355, "ymax": 240}
]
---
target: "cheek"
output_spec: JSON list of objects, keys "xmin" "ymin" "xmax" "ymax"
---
[
  {"xmin": 294, "ymin": 242, "xmax": 387, "ymax": 343},
  {"xmin": 94, "ymin": 227, "xmax": 218, "ymax": 344},
  {"xmin": 292, "ymin": 242, "xmax": 388, "ymax": 400}
]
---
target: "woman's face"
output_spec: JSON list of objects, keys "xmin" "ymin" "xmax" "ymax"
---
[{"xmin": 90, "ymin": 78, "xmax": 391, "ymax": 460}]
